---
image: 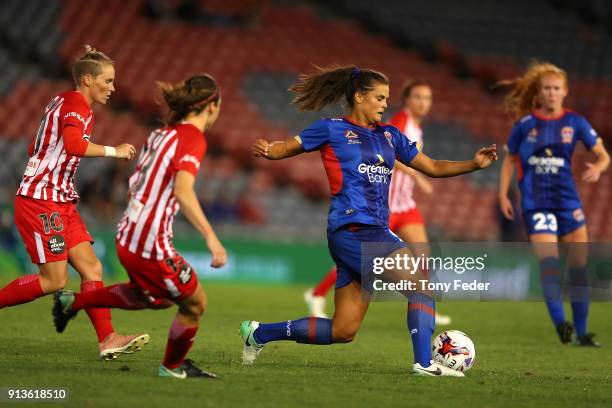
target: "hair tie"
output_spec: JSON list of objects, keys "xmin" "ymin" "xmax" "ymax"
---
[
  {"xmin": 351, "ymin": 67, "xmax": 361, "ymax": 79},
  {"xmin": 186, "ymin": 78, "xmax": 195, "ymax": 94},
  {"xmin": 189, "ymin": 90, "xmax": 219, "ymax": 110}
]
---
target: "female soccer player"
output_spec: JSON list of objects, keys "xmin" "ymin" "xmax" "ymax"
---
[
  {"xmin": 304, "ymin": 80, "xmax": 452, "ymax": 325},
  {"xmin": 241, "ymin": 65, "xmax": 497, "ymax": 377},
  {"xmin": 0, "ymin": 45, "xmax": 146, "ymax": 360},
  {"xmin": 53, "ymin": 74, "xmax": 227, "ymax": 379},
  {"xmin": 498, "ymin": 62, "xmax": 609, "ymax": 346}
]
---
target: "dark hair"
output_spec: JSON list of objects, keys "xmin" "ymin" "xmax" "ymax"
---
[
  {"xmin": 72, "ymin": 45, "xmax": 115, "ymax": 87},
  {"xmin": 157, "ymin": 74, "xmax": 220, "ymax": 125},
  {"xmin": 400, "ymin": 78, "xmax": 431, "ymax": 104},
  {"xmin": 289, "ymin": 64, "xmax": 388, "ymax": 111}
]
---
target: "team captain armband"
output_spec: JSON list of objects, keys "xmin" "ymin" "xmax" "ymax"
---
[{"xmin": 62, "ymin": 124, "xmax": 89, "ymax": 157}]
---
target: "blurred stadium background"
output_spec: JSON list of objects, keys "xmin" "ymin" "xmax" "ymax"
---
[{"xmin": 1, "ymin": 0, "xmax": 611, "ymax": 282}]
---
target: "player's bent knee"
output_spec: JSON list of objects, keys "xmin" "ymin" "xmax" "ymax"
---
[
  {"xmin": 191, "ymin": 303, "xmax": 206, "ymax": 317},
  {"xmin": 332, "ymin": 326, "xmax": 359, "ymax": 343},
  {"xmin": 50, "ymin": 280, "xmax": 68, "ymax": 292},
  {"xmin": 193, "ymin": 299, "xmax": 207, "ymax": 316},
  {"xmin": 333, "ymin": 331, "xmax": 357, "ymax": 343},
  {"xmin": 40, "ymin": 274, "xmax": 69, "ymax": 292},
  {"xmin": 76, "ymin": 258, "xmax": 104, "ymax": 281},
  {"xmin": 181, "ymin": 300, "xmax": 206, "ymax": 319}
]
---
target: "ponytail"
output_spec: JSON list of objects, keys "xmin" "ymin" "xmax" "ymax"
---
[
  {"xmin": 289, "ymin": 64, "xmax": 388, "ymax": 111},
  {"xmin": 157, "ymin": 74, "xmax": 220, "ymax": 125}
]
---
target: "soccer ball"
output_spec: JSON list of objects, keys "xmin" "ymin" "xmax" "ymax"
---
[{"xmin": 431, "ymin": 330, "xmax": 476, "ymax": 372}]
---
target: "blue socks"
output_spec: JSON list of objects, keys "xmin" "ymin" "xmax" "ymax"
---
[
  {"xmin": 569, "ymin": 266, "xmax": 589, "ymax": 337},
  {"xmin": 254, "ymin": 317, "xmax": 332, "ymax": 345},
  {"xmin": 539, "ymin": 257, "xmax": 566, "ymax": 327},
  {"xmin": 540, "ymin": 258, "xmax": 590, "ymax": 336},
  {"xmin": 407, "ymin": 292, "xmax": 435, "ymax": 367},
  {"xmin": 252, "ymin": 293, "xmax": 436, "ymax": 369}
]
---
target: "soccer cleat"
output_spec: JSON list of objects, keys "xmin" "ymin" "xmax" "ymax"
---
[
  {"xmin": 52, "ymin": 290, "xmax": 78, "ymax": 333},
  {"xmin": 158, "ymin": 359, "xmax": 217, "ymax": 379},
  {"xmin": 556, "ymin": 321, "xmax": 574, "ymax": 344},
  {"xmin": 99, "ymin": 333, "xmax": 150, "ymax": 361},
  {"xmin": 575, "ymin": 333, "xmax": 601, "ymax": 347},
  {"xmin": 158, "ymin": 364, "xmax": 187, "ymax": 379},
  {"xmin": 181, "ymin": 359, "xmax": 217, "ymax": 378},
  {"xmin": 412, "ymin": 362, "xmax": 465, "ymax": 377},
  {"xmin": 304, "ymin": 288, "xmax": 328, "ymax": 318},
  {"xmin": 434, "ymin": 312, "xmax": 452, "ymax": 326},
  {"xmin": 240, "ymin": 320, "xmax": 264, "ymax": 365}
]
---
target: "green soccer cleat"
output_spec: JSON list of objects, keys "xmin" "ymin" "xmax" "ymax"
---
[
  {"xmin": 240, "ymin": 320, "xmax": 264, "ymax": 366},
  {"xmin": 159, "ymin": 364, "xmax": 187, "ymax": 379},
  {"xmin": 52, "ymin": 290, "xmax": 78, "ymax": 333},
  {"xmin": 158, "ymin": 359, "xmax": 217, "ymax": 379}
]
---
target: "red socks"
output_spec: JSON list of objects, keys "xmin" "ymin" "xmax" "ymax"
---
[
  {"xmin": 162, "ymin": 318, "xmax": 199, "ymax": 369},
  {"xmin": 0, "ymin": 274, "xmax": 44, "ymax": 308},
  {"xmin": 313, "ymin": 267, "xmax": 337, "ymax": 297},
  {"xmin": 73, "ymin": 283, "xmax": 149, "ymax": 311},
  {"xmin": 80, "ymin": 281, "xmax": 114, "ymax": 343}
]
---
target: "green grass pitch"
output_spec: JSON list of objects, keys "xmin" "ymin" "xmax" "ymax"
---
[{"xmin": 1, "ymin": 280, "xmax": 611, "ymax": 407}]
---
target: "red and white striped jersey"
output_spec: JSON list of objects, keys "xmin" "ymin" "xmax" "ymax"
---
[
  {"xmin": 388, "ymin": 110, "xmax": 423, "ymax": 213},
  {"xmin": 116, "ymin": 123, "xmax": 207, "ymax": 260},
  {"xmin": 16, "ymin": 91, "xmax": 93, "ymax": 202}
]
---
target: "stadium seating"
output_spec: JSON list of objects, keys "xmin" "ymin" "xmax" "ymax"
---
[{"xmin": 0, "ymin": 0, "xmax": 610, "ymax": 240}]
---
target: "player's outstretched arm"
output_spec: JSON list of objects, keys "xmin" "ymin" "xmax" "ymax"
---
[
  {"xmin": 582, "ymin": 141, "xmax": 610, "ymax": 183},
  {"xmin": 62, "ymin": 124, "xmax": 136, "ymax": 159},
  {"xmin": 174, "ymin": 170, "xmax": 227, "ymax": 268},
  {"xmin": 498, "ymin": 149, "xmax": 516, "ymax": 220},
  {"xmin": 82, "ymin": 142, "xmax": 136, "ymax": 159},
  {"xmin": 408, "ymin": 144, "xmax": 497, "ymax": 178},
  {"xmin": 253, "ymin": 137, "xmax": 304, "ymax": 160}
]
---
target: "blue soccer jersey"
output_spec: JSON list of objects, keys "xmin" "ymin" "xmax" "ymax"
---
[
  {"xmin": 506, "ymin": 110, "xmax": 599, "ymax": 212},
  {"xmin": 296, "ymin": 117, "xmax": 419, "ymax": 234}
]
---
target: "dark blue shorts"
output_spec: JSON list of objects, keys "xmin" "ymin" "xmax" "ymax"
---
[
  {"xmin": 328, "ymin": 224, "xmax": 406, "ymax": 289},
  {"xmin": 523, "ymin": 208, "xmax": 586, "ymax": 236}
]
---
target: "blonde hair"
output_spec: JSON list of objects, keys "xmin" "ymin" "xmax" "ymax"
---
[
  {"xmin": 72, "ymin": 45, "xmax": 115, "ymax": 87},
  {"xmin": 499, "ymin": 61, "xmax": 568, "ymax": 121},
  {"xmin": 157, "ymin": 74, "xmax": 220, "ymax": 125}
]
